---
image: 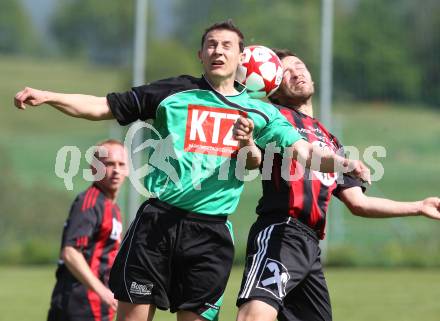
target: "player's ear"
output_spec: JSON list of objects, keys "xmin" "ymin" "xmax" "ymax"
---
[{"xmin": 239, "ymin": 51, "xmax": 245, "ymax": 65}]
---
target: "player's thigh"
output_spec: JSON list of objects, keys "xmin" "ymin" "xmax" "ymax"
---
[
  {"xmin": 110, "ymin": 201, "xmax": 177, "ymax": 308},
  {"xmin": 177, "ymin": 310, "xmax": 210, "ymax": 321},
  {"xmin": 237, "ymin": 217, "xmax": 314, "ymax": 307},
  {"xmin": 116, "ymin": 302, "xmax": 156, "ymax": 321},
  {"xmin": 237, "ymin": 299, "xmax": 278, "ymax": 321},
  {"xmin": 173, "ymin": 219, "xmax": 234, "ymax": 320},
  {"xmin": 279, "ymin": 268, "xmax": 332, "ymax": 321}
]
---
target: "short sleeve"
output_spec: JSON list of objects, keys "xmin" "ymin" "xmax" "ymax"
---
[
  {"xmin": 106, "ymin": 75, "xmax": 198, "ymax": 126},
  {"xmin": 255, "ymin": 109, "xmax": 303, "ymax": 149},
  {"xmin": 62, "ymin": 199, "xmax": 98, "ymax": 250},
  {"xmin": 333, "ymin": 174, "xmax": 367, "ymax": 198}
]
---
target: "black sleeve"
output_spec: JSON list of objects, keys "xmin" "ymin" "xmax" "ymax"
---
[
  {"xmin": 333, "ymin": 174, "xmax": 367, "ymax": 198},
  {"xmin": 106, "ymin": 75, "xmax": 198, "ymax": 126},
  {"xmin": 62, "ymin": 197, "xmax": 99, "ymax": 251}
]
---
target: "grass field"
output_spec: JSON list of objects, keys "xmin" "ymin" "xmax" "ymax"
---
[{"xmin": 1, "ymin": 266, "xmax": 440, "ymax": 321}]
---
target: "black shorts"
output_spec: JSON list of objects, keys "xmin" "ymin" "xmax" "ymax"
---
[
  {"xmin": 237, "ymin": 214, "xmax": 332, "ymax": 321},
  {"xmin": 47, "ymin": 307, "xmax": 98, "ymax": 321},
  {"xmin": 47, "ymin": 280, "xmax": 115, "ymax": 321},
  {"xmin": 109, "ymin": 199, "xmax": 234, "ymax": 321}
]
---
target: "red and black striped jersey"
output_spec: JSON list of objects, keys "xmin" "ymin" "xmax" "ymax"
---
[
  {"xmin": 257, "ymin": 106, "xmax": 364, "ymax": 239},
  {"xmin": 49, "ymin": 185, "xmax": 123, "ymax": 320}
]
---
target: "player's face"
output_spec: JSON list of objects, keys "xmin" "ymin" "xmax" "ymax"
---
[
  {"xmin": 95, "ymin": 144, "xmax": 128, "ymax": 194},
  {"xmin": 277, "ymin": 56, "xmax": 314, "ymax": 101},
  {"xmin": 198, "ymin": 29, "xmax": 243, "ymax": 83}
]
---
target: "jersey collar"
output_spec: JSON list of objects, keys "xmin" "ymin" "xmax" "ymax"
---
[{"xmin": 201, "ymin": 74, "xmax": 246, "ymax": 97}]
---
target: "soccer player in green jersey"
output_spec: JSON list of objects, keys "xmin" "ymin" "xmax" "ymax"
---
[{"xmin": 14, "ymin": 20, "xmax": 368, "ymax": 321}]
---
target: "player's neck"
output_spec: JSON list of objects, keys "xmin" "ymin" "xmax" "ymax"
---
[
  {"xmin": 105, "ymin": 191, "xmax": 118, "ymax": 202},
  {"xmin": 297, "ymin": 101, "xmax": 313, "ymax": 117},
  {"xmin": 282, "ymin": 97, "xmax": 314, "ymax": 117},
  {"xmin": 94, "ymin": 183, "xmax": 118, "ymax": 202},
  {"xmin": 204, "ymin": 74, "xmax": 239, "ymax": 95}
]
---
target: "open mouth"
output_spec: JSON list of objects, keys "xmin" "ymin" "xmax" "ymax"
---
[{"xmin": 211, "ymin": 60, "xmax": 225, "ymax": 67}]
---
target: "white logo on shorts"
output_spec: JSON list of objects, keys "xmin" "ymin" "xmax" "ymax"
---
[
  {"xmin": 256, "ymin": 258, "xmax": 290, "ymax": 299},
  {"xmin": 129, "ymin": 281, "xmax": 153, "ymax": 296}
]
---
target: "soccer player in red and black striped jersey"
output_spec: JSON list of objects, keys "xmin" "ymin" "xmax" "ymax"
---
[
  {"xmin": 47, "ymin": 140, "xmax": 128, "ymax": 321},
  {"xmin": 236, "ymin": 49, "xmax": 440, "ymax": 321}
]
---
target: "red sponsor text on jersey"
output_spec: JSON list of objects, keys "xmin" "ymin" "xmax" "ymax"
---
[{"xmin": 184, "ymin": 104, "xmax": 247, "ymax": 157}]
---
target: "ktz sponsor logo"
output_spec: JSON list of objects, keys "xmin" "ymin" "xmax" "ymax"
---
[
  {"xmin": 184, "ymin": 105, "xmax": 247, "ymax": 157},
  {"xmin": 256, "ymin": 258, "xmax": 290, "ymax": 299},
  {"xmin": 130, "ymin": 281, "xmax": 153, "ymax": 296}
]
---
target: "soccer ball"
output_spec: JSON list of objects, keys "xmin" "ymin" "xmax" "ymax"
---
[{"xmin": 236, "ymin": 45, "xmax": 283, "ymax": 99}]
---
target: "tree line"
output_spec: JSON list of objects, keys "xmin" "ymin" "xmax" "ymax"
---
[{"xmin": 2, "ymin": 0, "xmax": 438, "ymax": 106}]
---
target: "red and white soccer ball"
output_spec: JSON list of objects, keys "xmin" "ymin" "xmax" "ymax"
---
[{"xmin": 236, "ymin": 45, "xmax": 283, "ymax": 99}]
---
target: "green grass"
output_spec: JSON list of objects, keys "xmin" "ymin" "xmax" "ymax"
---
[{"xmin": 1, "ymin": 266, "xmax": 440, "ymax": 321}]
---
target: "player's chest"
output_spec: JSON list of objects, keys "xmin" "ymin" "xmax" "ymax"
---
[
  {"xmin": 97, "ymin": 204, "xmax": 123, "ymax": 243},
  {"xmin": 295, "ymin": 122, "xmax": 338, "ymax": 152}
]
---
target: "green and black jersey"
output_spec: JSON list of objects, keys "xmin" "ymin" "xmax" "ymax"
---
[{"xmin": 107, "ymin": 75, "xmax": 302, "ymax": 215}]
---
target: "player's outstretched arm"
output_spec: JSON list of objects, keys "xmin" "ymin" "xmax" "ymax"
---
[
  {"xmin": 61, "ymin": 246, "xmax": 118, "ymax": 310},
  {"xmin": 14, "ymin": 87, "xmax": 113, "ymax": 121},
  {"xmin": 291, "ymin": 139, "xmax": 371, "ymax": 184},
  {"xmin": 233, "ymin": 116, "xmax": 262, "ymax": 169},
  {"xmin": 338, "ymin": 186, "xmax": 440, "ymax": 220}
]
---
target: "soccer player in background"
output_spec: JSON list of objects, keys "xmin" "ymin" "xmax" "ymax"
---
[
  {"xmin": 47, "ymin": 139, "xmax": 128, "ymax": 321},
  {"xmin": 14, "ymin": 21, "xmax": 368, "ymax": 321},
  {"xmin": 236, "ymin": 49, "xmax": 440, "ymax": 321}
]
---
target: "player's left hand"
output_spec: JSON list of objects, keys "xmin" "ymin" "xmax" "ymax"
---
[
  {"xmin": 97, "ymin": 286, "xmax": 118, "ymax": 311},
  {"xmin": 233, "ymin": 116, "xmax": 254, "ymax": 143},
  {"xmin": 419, "ymin": 197, "xmax": 440, "ymax": 220}
]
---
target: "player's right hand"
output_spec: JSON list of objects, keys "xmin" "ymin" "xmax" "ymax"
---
[
  {"xmin": 346, "ymin": 159, "xmax": 371, "ymax": 185},
  {"xmin": 14, "ymin": 87, "xmax": 48, "ymax": 110},
  {"xmin": 233, "ymin": 116, "xmax": 254, "ymax": 142}
]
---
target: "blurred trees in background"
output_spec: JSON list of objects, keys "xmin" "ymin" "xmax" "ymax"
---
[
  {"xmin": 50, "ymin": 0, "xmax": 134, "ymax": 65},
  {"xmin": 2, "ymin": 0, "xmax": 436, "ymax": 105},
  {"xmin": 406, "ymin": 0, "xmax": 440, "ymax": 105},
  {"xmin": 0, "ymin": 0, "xmax": 40, "ymax": 54},
  {"xmin": 334, "ymin": 0, "xmax": 439, "ymax": 105},
  {"xmin": 173, "ymin": 0, "xmax": 439, "ymax": 106},
  {"xmin": 334, "ymin": 0, "xmax": 421, "ymax": 102}
]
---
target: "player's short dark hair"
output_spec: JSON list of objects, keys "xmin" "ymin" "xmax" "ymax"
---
[
  {"xmin": 201, "ymin": 19, "xmax": 245, "ymax": 52},
  {"xmin": 271, "ymin": 48, "xmax": 297, "ymax": 60}
]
